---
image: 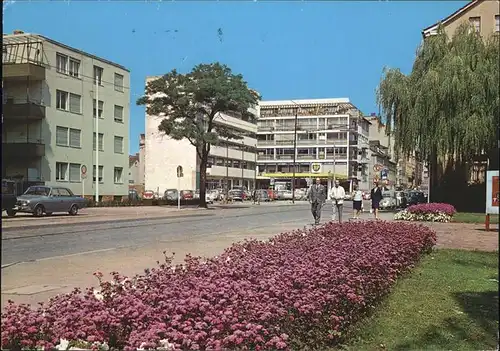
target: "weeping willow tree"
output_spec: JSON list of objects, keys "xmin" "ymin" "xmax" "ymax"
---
[{"xmin": 377, "ymin": 23, "xmax": 499, "ymax": 205}]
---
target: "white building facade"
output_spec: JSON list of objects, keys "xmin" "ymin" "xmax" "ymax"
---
[
  {"xmin": 257, "ymin": 98, "xmax": 370, "ymax": 191},
  {"xmin": 144, "ymin": 76, "xmax": 258, "ymax": 194},
  {"xmin": 2, "ymin": 31, "xmax": 130, "ymax": 200}
]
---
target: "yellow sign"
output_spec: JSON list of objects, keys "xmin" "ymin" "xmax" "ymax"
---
[
  {"xmin": 260, "ymin": 172, "xmax": 346, "ymax": 179},
  {"xmin": 311, "ymin": 163, "xmax": 322, "ymax": 173}
]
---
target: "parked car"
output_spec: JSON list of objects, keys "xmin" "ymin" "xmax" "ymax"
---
[
  {"xmin": 128, "ymin": 189, "xmax": 140, "ymax": 201},
  {"xmin": 253, "ymin": 189, "xmax": 270, "ymax": 202},
  {"xmin": 180, "ymin": 190, "xmax": 194, "ymax": 200},
  {"xmin": 208, "ymin": 189, "xmax": 221, "ymax": 201},
  {"xmin": 228, "ymin": 189, "xmax": 244, "ymax": 201},
  {"xmin": 395, "ymin": 191, "xmax": 408, "ymax": 208},
  {"xmin": 143, "ymin": 190, "xmax": 155, "ymax": 200},
  {"xmin": 2, "ymin": 179, "xmax": 18, "ymax": 217},
  {"xmin": 205, "ymin": 193, "xmax": 214, "ymax": 204},
  {"xmin": 406, "ymin": 190, "xmax": 427, "ymax": 206},
  {"xmin": 281, "ymin": 190, "xmax": 294, "ymax": 200},
  {"xmin": 14, "ymin": 186, "xmax": 87, "ymax": 217},
  {"xmin": 193, "ymin": 190, "xmax": 200, "ymax": 199},
  {"xmin": 379, "ymin": 190, "xmax": 397, "ymax": 210},
  {"xmin": 163, "ymin": 189, "xmax": 179, "ymax": 200}
]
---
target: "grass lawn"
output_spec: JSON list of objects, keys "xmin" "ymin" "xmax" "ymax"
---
[
  {"xmin": 341, "ymin": 249, "xmax": 499, "ymax": 351},
  {"xmin": 453, "ymin": 212, "xmax": 499, "ymax": 224}
]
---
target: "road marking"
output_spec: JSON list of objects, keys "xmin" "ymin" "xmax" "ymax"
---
[{"xmin": 35, "ymin": 248, "xmax": 118, "ymax": 262}]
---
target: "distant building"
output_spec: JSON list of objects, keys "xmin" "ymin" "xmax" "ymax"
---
[
  {"xmin": 422, "ymin": 0, "xmax": 499, "ymax": 39},
  {"xmin": 128, "ymin": 134, "xmax": 146, "ymax": 195},
  {"xmin": 2, "ymin": 30, "xmax": 130, "ymax": 200},
  {"xmin": 256, "ymin": 98, "xmax": 370, "ymax": 191},
  {"xmin": 144, "ymin": 76, "xmax": 259, "ymax": 194}
]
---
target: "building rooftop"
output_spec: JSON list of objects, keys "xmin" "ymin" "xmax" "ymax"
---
[
  {"xmin": 260, "ymin": 98, "xmax": 350, "ymax": 107},
  {"xmin": 3, "ymin": 31, "xmax": 130, "ymax": 72},
  {"xmin": 421, "ymin": 0, "xmax": 481, "ymax": 38}
]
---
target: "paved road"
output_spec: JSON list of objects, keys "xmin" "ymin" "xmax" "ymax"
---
[{"xmin": 2, "ymin": 202, "xmax": 359, "ymax": 266}]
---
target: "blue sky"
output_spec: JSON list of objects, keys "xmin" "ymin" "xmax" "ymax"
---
[{"xmin": 4, "ymin": 0, "xmax": 467, "ymax": 154}]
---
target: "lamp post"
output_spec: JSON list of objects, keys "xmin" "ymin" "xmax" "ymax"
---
[
  {"xmin": 225, "ymin": 142, "xmax": 229, "ymax": 202},
  {"xmin": 290, "ymin": 100, "xmax": 300, "ymax": 204},
  {"xmin": 241, "ymin": 141, "xmax": 244, "ymax": 189}
]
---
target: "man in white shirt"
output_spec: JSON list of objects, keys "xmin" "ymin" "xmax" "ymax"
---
[{"xmin": 329, "ymin": 180, "xmax": 346, "ymax": 223}]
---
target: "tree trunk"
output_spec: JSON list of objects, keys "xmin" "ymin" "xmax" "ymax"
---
[{"xmin": 199, "ymin": 157, "xmax": 208, "ymax": 208}]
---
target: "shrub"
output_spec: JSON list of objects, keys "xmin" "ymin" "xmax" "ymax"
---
[
  {"xmin": 394, "ymin": 202, "xmax": 457, "ymax": 222},
  {"xmin": 1, "ymin": 221, "xmax": 436, "ymax": 351}
]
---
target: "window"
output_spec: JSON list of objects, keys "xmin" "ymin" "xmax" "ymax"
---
[
  {"xmin": 93, "ymin": 133, "xmax": 104, "ymax": 151},
  {"xmin": 69, "ymin": 58, "xmax": 80, "ymax": 78},
  {"xmin": 496, "ymin": 15, "xmax": 500, "ymax": 32},
  {"xmin": 93, "ymin": 99, "xmax": 104, "ymax": 118},
  {"xmin": 114, "ymin": 73, "xmax": 124, "ymax": 92},
  {"xmin": 469, "ymin": 16, "xmax": 481, "ymax": 33},
  {"xmin": 114, "ymin": 136, "xmax": 124, "ymax": 154},
  {"xmin": 93, "ymin": 165, "xmax": 104, "ymax": 183},
  {"xmin": 58, "ymin": 188, "xmax": 72, "ymax": 197},
  {"xmin": 56, "ymin": 162, "xmax": 68, "ymax": 181},
  {"xmin": 114, "ymin": 167, "xmax": 123, "ymax": 183},
  {"xmin": 56, "ymin": 53, "xmax": 68, "ymax": 74},
  {"xmin": 56, "ymin": 126, "xmax": 81, "ymax": 148},
  {"xmin": 69, "ymin": 93, "xmax": 81, "ymax": 114},
  {"xmin": 69, "ymin": 128, "xmax": 81, "ymax": 148},
  {"xmin": 56, "ymin": 126, "xmax": 69, "ymax": 146},
  {"xmin": 56, "ymin": 90, "xmax": 68, "ymax": 110},
  {"xmin": 93, "ymin": 65, "xmax": 103, "ymax": 85},
  {"xmin": 114, "ymin": 105, "xmax": 124, "ymax": 122},
  {"xmin": 69, "ymin": 163, "xmax": 81, "ymax": 182}
]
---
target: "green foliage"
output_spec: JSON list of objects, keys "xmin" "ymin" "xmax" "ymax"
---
[
  {"xmin": 137, "ymin": 62, "xmax": 259, "ymax": 161},
  {"xmin": 377, "ymin": 24, "xmax": 499, "ymax": 163}
]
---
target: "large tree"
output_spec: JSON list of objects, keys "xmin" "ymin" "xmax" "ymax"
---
[
  {"xmin": 137, "ymin": 62, "xmax": 259, "ymax": 208},
  {"xmin": 377, "ymin": 23, "xmax": 499, "ymax": 205}
]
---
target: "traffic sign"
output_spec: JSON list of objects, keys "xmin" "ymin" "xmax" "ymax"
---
[
  {"xmin": 81, "ymin": 173, "xmax": 87, "ymax": 179},
  {"xmin": 270, "ymin": 178, "xmax": 275, "ymax": 186},
  {"xmin": 176, "ymin": 165, "xmax": 184, "ymax": 178},
  {"xmin": 81, "ymin": 165, "xmax": 87, "ymax": 175}
]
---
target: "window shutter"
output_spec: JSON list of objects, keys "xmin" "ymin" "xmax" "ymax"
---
[
  {"xmin": 69, "ymin": 163, "xmax": 80, "ymax": 181},
  {"xmin": 114, "ymin": 136, "xmax": 123, "ymax": 153},
  {"xmin": 56, "ymin": 126, "xmax": 68, "ymax": 145},
  {"xmin": 69, "ymin": 129, "xmax": 81, "ymax": 148},
  {"xmin": 114, "ymin": 74, "xmax": 124, "ymax": 91},
  {"xmin": 114, "ymin": 105, "xmax": 123, "ymax": 121},
  {"xmin": 69, "ymin": 94, "xmax": 81, "ymax": 113}
]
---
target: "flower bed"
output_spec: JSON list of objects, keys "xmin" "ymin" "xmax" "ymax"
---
[
  {"xmin": 1, "ymin": 221, "xmax": 436, "ymax": 351},
  {"xmin": 394, "ymin": 203, "xmax": 457, "ymax": 222}
]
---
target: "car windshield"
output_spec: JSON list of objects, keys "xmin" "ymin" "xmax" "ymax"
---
[{"xmin": 24, "ymin": 186, "xmax": 50, "ymax": 196}]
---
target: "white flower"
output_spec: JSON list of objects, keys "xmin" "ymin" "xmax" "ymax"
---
[
  {"xmin": 93, "ymin": 289, "xmax": 104, "ymax": 301},
  {"xmin": 55, "ymin": 339, "xmax": 69, "ymax": 350}
]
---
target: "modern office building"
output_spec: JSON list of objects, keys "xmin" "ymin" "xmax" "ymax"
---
[
  {"xmin": 256, "ymin": 98, "xmax": 370, "ymax": 191},
  {"xmin": 144, "ymin": 76, "xmax": 259, "ymax": 194},
  {"xmin": 2, "ymin": 30, "xmax": 130, "ymax": 200}
]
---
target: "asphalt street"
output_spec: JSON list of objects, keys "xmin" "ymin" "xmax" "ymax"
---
[{"xmin": 2, "ymin": 202, "xmax": 357, "ymax": 266}]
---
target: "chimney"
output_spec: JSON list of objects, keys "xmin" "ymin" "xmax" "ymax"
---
[{"xmin": 13, "ymin": 30, "xmax": 25, "ymax": 35}]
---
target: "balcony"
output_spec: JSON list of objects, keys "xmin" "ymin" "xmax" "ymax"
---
[
  {"xmin": 297, "ymin": 155, "xmax": 316, "ymax": 160},
  {"xmin": 3, "ymin": 63, "xmax": 46, "ymax": 81},
  {"xmin": 3, "ymin": 100, "xmax": 46, "ymax": 121},
  {"xmin": 2, "ymin": 141, "xmax": 45, "ymax": 159},
  {"xmin": 357, "ymin": 155, "xmax": 370, "ymax": 164},
  {"xmin": 258, "ymin": 155, "xmax": 274, "ymax": 160}
]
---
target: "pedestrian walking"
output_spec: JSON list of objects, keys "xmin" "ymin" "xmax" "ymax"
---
[
  {"xmin": 352, "ymin": 184, "xmax": 363, "ymax": 219},
  {"xmin": 329, "ymin": 179, "xmax": 346, "ymax": 223},
  {"xmin": 371, "ymin": 181, "xmax": 383, "ymax": 220},
  {"xmin": 307, "ymin": 178, "xmax": 326, "ymax": 225}
]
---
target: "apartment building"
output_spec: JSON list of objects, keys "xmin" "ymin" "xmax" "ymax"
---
[
  {"xmin": 144, "ymin": 76, "xmax": 259, "ymax": 194},
  {"xmin": 256, "ymin": 98, "xmax": 371, "ymax": 191},
  {"xmin": 2, "ymin": 30, "xmax": 130, "ymax": 200},
  {"xmin": 422, "ymin": 0, "xmax": 499, "ymax": 39}
]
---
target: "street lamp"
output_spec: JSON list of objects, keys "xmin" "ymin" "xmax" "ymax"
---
[
  {"xmin": 241, "ymin": 141, "xmax": 244, "ymax": 189},
  {"xmin": 290, "ymin": 100, "xmax": 300, "ymax": 204}
]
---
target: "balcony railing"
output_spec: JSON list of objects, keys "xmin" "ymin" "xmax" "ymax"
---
[
  {"xmin": 297, "ymin": 155, "xmax": 316, "ymax": 160},
  {"xmin": 257, "ymin": 155, "xmax": 274, "ymax": 160},
  {"xmin": 3, "ymin": 98, "xmax": 46, "ymax": 120},
  {"xmin": 2, "ymin": 140, "xmax": 45, "ymax": 158},
  {"xmin": 276, "ymin": 155, "xmax": 293, "ymax": 160}
]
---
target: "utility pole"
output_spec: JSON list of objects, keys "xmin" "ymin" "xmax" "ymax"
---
[
  {"xmin": 241, "ymin": 142, "xmax": 244, "ymax": 189},
  {"xmin": 95, "ymin": 73, "xmax": 99, "ymax": 203},
  {"xmin": 225, "ymin": 142, "xmax": 229, "ymax": 202},
  {"xmin": 291, "ymin": 107, "xmax": 298, "ymax": 204}
]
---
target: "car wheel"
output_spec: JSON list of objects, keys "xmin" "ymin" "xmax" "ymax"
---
[
  {"xmin": 46, "ymin": 212, "xmax": 53, "ymax": 216},
  {"xmin": 6, "ymin": 209, "xmax": 16, "ymax": 217},
  {"xmin": 33, "ymin": 205, "xmax": 44, "ymax": 217},
  {"xmin": 69, "ymin": 205, "xmax": 79, "ymax": 216}
]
